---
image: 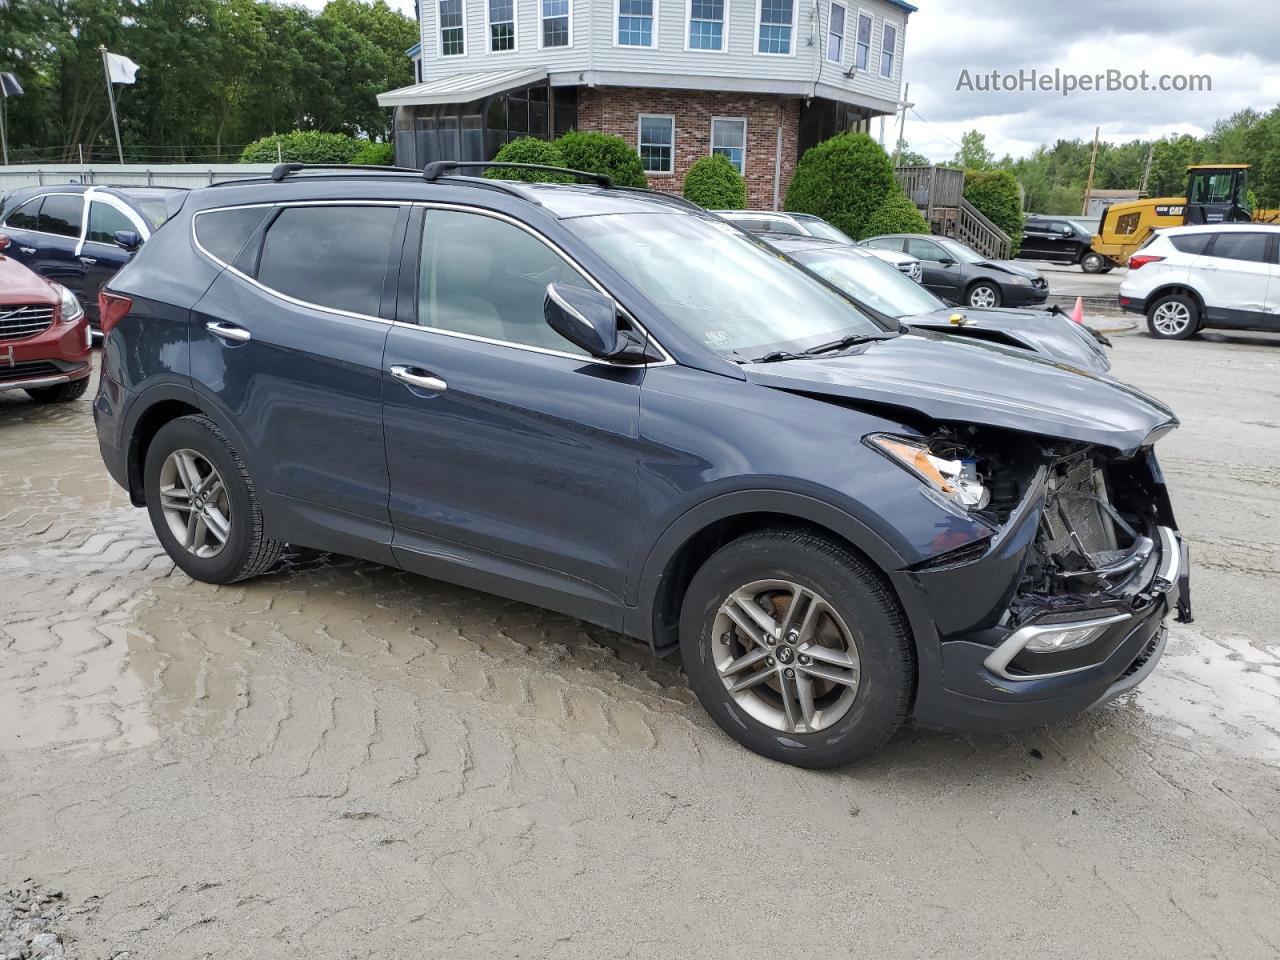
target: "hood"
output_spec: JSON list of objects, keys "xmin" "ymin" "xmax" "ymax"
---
[
  {"xmin": 902, "ymin": 306, "xmax": 1110, "ymax": 373},
  {"xmin": 744, "ymin": 331, "xmax": 1175, "ymax": 455},
  {"xmin": 981, "ymin": 259, "xmax": 1042, "ymax": 280},
  {"xmin": 0, "ymin": 254, "xmax": 60, "ymax": 304}
]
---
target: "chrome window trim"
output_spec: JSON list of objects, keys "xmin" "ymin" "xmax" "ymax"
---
[
  {"xmin": 1, "ymin": 191, "xmax": 85, "ymax": 242},
  {"xmin": 189, "ymin": 199, "xmax": 675, "ymax": 369}
]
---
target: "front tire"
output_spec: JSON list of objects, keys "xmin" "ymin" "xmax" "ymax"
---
[
  {"xmin": 966, "ymin": 282, "xmax": 1002, "ymax": 308},
  {"xmin": 679, "ymin": 528, "xmax": 914, "ymax": 768},
  {"xmin": 25, "ymin": 378, "xmax": 89, "ymax": 403},
  {"xmin": 143, "ymin": 414, "xmax": 284, "ymax": 584},
  {"xmin": 1080, "ymin": 251, "xmax": 1106, "ymax": 273},
  {"xmin": 1146, "ymin": 293, "xmax": 1200, "ymax": 340}
]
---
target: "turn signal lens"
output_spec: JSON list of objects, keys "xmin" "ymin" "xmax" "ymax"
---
[
  {"xmin": 98, "ymin": 291, "xmax": 133, "ymax": 337},
  {"xmin": 868, "ymin": 435, "xmax": 956, "ymax": 493},
  {"xmin": 1128, "ymin": 255, "xmax": 1165, "ymax": 270}
]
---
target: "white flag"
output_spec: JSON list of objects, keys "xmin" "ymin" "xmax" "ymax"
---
[{"xmin": 104, "ymin": 51, "xmax": 140, "ymax": 85}]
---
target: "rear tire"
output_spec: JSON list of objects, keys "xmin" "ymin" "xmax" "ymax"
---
[
  {"xmin": 143, "ymin": 414, "xmax": 284, "ymax": 584},
  {"xmin": 1080, "ymin": 251, "xmax": 1106, "ymax": 274},
  {"xmin": 679, "ymin": 528, "xmax": 914, "ymax": 768},
  {"xmin": 1146, "ymin": 292, "xmax": 1200, "ymax": 340},
  {"xmin": 25, "ymin": 378, "xmax": 89, "ymax": 403}
]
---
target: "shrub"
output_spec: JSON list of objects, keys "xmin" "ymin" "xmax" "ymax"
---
[
  {"xmin": 486, "ymin": 137, "xmax": 574, "ymax": 183},
  {"xmin": 963, "ymin": 170, "xmax": 1025, "ymax": 254},
  {"xmin": 240, "ymin": 131, "xmax": 362, "ymax": 164},
  {"xmin": 862, "ymin": 191, "xmax": 929, "ymax": 238},
  {"xmin": 554, "ymin": 130, "xmax": 648, "ymax": 187},
  {"xmin": 784, "ymin": 133, "xmax": 899, "ymax": 240},
  {"xmin": 351, "ymin": 141, "xmax": 395, "ymax": 166},
  {"xmin": 682, "ymin": 153, "xmax": 747, "ymax": 209}
]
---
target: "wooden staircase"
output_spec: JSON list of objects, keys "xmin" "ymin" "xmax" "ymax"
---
[{"xmin": 894, "ymin": 164, "xmax": 1013, "ymax": 260}]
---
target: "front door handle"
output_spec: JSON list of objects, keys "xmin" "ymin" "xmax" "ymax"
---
[
  {"xmin": 79, "ymin": 256, "xmax": 97, "ymax": 266},
  {"xmin": 206, "ymin": 320, "xmax": 251, "ymax": 343},
  {"xmin": 389, "ymin": 365, "xmax": 447, "ymax": 393}
]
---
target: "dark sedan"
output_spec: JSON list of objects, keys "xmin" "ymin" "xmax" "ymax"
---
[
  {"xmin": 861, "ymin": 233, "xmax": 1049, "ymax": 309},
  {"xmin": 769, "ymin": 235, "xmax": 1110, "ymax": 373}
]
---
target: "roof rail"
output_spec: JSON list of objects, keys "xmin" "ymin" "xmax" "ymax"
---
[
  {"xmin": 608, "ymin": 185, "xmax": 704, "ymax": 212},
  {"xmin": 422, "ymin": 161, "xmax": 612, "ymax": 187},
  {"xmin": 417, "ymin": 174, "xmax": 544, "ymax": 205},
  {"xmin": 270, "ymin": 162, "xmax": 422, "ymax": 181}
]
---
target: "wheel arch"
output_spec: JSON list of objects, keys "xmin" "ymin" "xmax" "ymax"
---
[{"xmin": 1145, "ymin": 284, "xmax": 1205, "ymax": 315}]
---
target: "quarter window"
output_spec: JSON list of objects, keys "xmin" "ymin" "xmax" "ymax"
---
[
  {"xmin": 758, "ymin": 0, "xmax": 794, "ymax": 54},
  {"xmin": 639, "ymin": 115, "xmax": 675, "ymax": 174},
  {"xmin": 827, "ymin": 2, "xmax": 845, "ymax": 63},
  {"xmin": 418, "ymin": 210, "xmax": 589, "ymax": 355},
  {"xmin": 37, "ymin": 194, "xmax": 84, "ymax": 238},
  {"xmin": 1208, "ymin": 232, "xmax": 1269, "ymax": 263},
  {"xmin": 1169, "ymin": 233, "xmax": 1213, "ymax": 255},
  {"xmin": 87, "ymin": 202, "xmax": 134, "ymax": 245},
  {"xmin": 3, "ymin": 197, "xmax": 42, "ymax": 231},
  {"xmin": 256, "ymin": 205, "xmax": 399, "ymax": 317},
  {"xmin": 194, "ymin": 206, "xmax": 271, "ymax": 265},
  {"xmin": 618, "ymin": 0, "xmax": 654, "ymax": 45},
  {"xmin": 489, "ymin": 0, "xmax": 515, "ymax": 50},
  {"xmin": 880, "ymin": 22, "xmax": 896, "ymax": 77},
  {"xmin": 710, "ymin": 118, "xmax": 746, "ymax": 174},
  {"xmin": 542, "ymin": 0, "xmax": 570, "ymax": 46},
  {"xmin": 688, "ymin": 0, "xmax": 724, "ymax": 50},
  {"xmin": 439, "ymin": 0, "xmax": 465, "ymax": 55},
  {"xmin": 854, "ymin": 12, "xmax": 871, "ymax": 70}
]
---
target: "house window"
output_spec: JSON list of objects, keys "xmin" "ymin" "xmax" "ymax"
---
[
  {"xmin": 688, "ymin": 0, "xmax": 725, "ymax": 50},
  {"xmin": 758, "ymin": 0, "xmax": 794, "ymax": 54},
  {"xmin": 854, "ymin": 12, "xmax": 871, "ymax": 70},
  {"xmin": 439, "ymin": 0, "xmax": 464, "ymax": 55},
  {"xmin": 710, "ymin": 118, "xmax": 746, "ymax": 174},
  {"xmin": 827, "ymin": 2, "xmax": 845, "ymax": 62},
  {"xmin": 542, "ymin": 0, "xmax": 570, "ymax": 46},
  {"xmin": 638, "ymin": 115, "xmax": 674, "ymax": 174},
  {"xmin": 489, "ymin": 0, "xmax": 515, "ymax": 50},
  {"xmin": 880, "ymin": 22, "xmax": 896, "ymax": 77},
  {"xmin": 618, "ymin": 0, "xmax": 655, "ymax": 46}
]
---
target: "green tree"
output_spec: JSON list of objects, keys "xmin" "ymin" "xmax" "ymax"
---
[
  {"xmin": 963, "ymin": 170, "xmax": 1025, "ymax": 253},
  {"xmin": 952, "ymin": 129, "xmax": 994, "ymax": 171},
  {"xmin": 893, "ymin": 140, "xmax": 930, "ymax": 166},
  {"xmin": 862, "ymin": 192, "xmax": 929, "ymax": 237},
  {"xmin": 486, "ymin": 137, "xmax": 573, "ymax": 182},
  {"xmin": 553, "ymin": 130, "xmax": 647, "ymax": 187},
  {"xmin": 784, "ymin": 133, "xmax": 900, "ymax": 240},
  {"xmin": 682, "ymin": 153, "xmax": 747, "ymax": 208},
  {"xmin": 239, "ymin": 130, "xmax": 362, "ymax": 162}
]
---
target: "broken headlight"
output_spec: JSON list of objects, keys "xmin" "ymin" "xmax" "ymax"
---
[{"xmin": 865, "ymin": 434, "xmax": 991, "ymax": 515}]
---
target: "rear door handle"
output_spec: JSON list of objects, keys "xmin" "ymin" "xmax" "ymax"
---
[
  {"xmin": 389, "ymin": 365, "xmax": 447, "ymax": 393},
  {"xmin": 19, "ymin": 246, "xmax": 35, "ymax": 255},
  {"xmin": 206, "ymin": 320, "xmax": 251, "ymax": 343},
  {"xmin": 79, "ymin": 256, "xmax": 97, "ymax": 266}
]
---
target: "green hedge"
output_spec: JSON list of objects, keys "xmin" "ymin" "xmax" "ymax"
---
[
  {"xmin": 862, "ymin": 192, "xmax": 929, "ymax": 238},
  {"xmin": 555, "ymin": 131, "xmax": 648, "ymax": 187},
  {"xmin": 963, "ymin": 170, "xmax": 1024, "ymax": 255},
  {"xmin": 784, "ymin": 133, "xmax": 900, "ymax": 239},
  {"xmin": 240, "ymin": 131, "xmax": 363, "ymax": 164},
  {"xmin": 682, "ymin": 154, "xmax": 747, "ymax": 209},
  {"xmin": 486, "ymin": 137, "xmax": 574, "ymax": 183},
  {"xmin": 351, "ymin": 141, "xmax": 395, "ymax": 166}
]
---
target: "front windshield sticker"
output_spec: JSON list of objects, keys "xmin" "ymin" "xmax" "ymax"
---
[{"xmin": 705, "ymin": 329, "xmax": 732, "ymax": 348}]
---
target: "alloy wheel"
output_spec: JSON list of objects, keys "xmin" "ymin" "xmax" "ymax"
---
[
  {"xmin": 158, "ymin": 448, "xmax": 231, "ymax": 559},
  {"xmin": 712, "ymin": 579, "xmax": 861, "ymax": 734},
  {"xmin": 969, "ymin": 285, "xmax": 998, "ymax": 308},
  {"xmin": 1151, "ymin": 301, "xmax": 1192, "ymax": 336}
]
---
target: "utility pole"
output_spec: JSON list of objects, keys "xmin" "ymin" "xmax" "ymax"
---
[
  {"xmin": 893, "ymin": 82, "xmax": 911, "ymax": 167},
  {"xmin": 1138, "ymin": 143, "xmax": 1154, "ymax": 196},
  {"xmin": 1082, "ymin": 125, "xmax": 1100, "ymax": 216}
]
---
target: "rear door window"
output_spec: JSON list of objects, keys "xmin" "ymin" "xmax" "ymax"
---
[
  {"xmin": 1207, "ymin": 232, "xmax": 1269, "ymax": 263},
  {"xmin": 37, "ymin": 194, "xmax": 85, "ymax": 238},
  {"xmin": 195, "ymin": 206, "xmax": 272, "ymax": 265},
  {"xmin": 3, "ymin": 197, "xmax": 42, "ymax": 230},
  {"xmin": 255, "ymin": 204, "xmax": 399, "ymax": 317},
  {"xmin": 87, "ymin": 201, "xmax": 136, "ymax": 245},
  {"xmin": 864, "ymin": 237, "xmax": 906, "ymax": 252},
  {"xmin": 1169, "ymin": 233, "xmax": 1213, "ymax": 255}
]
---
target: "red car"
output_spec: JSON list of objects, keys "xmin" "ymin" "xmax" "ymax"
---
[{"xmin": 0, "ymin": 232, "xmax": 92, "ymax": 403}]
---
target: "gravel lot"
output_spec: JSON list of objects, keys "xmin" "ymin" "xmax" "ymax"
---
[{"xmin": 2, "ymin": 331, "xmax": 1278, "ymax": 959}]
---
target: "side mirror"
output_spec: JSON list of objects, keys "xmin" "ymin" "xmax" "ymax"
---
[
  {"xmin": 113, "ymin": 230, "xmax": 142, "ymax": 252},
  {"xmin": 937, "ymin": 257, "xmax": 956, "ymax": 267},
  {"xmin": 543, "ymin": 282, "xmax": 659, "ymax": 363}
]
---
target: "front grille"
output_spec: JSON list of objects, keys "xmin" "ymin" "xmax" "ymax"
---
[
  {"xmin": 1042, "ymin": 457, "xmax": 1117, "ymax": 556},
  {"xmin": 1120, "ymin": 631, "xmax": 1162, "ymax": 680},
  {"xmin": 0, "ymin": 303, "xmax": 56, "ymax": 342},
  {"xmin": 0, "ymin": 360, "xmax": 61, "ymax": 383}
]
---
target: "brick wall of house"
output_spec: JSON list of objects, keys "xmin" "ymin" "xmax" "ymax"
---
[{"xmin": 577, "ymin": 88, "xmax": 801, "ymax": 210}]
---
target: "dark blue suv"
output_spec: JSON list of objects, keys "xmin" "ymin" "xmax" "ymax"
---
[{"xmin": 93, "ymin": 163, "xmax": 1191, "ymax": 767}]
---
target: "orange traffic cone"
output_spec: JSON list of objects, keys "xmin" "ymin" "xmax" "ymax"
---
[{"xmin": 1070, "ymin": 296, "xmax": 1085, "ymax": 325}]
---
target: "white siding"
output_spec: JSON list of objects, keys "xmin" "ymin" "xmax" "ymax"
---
[{"xmin": 414, "ymin": 0, "xmax": 907, "ymax": 108}]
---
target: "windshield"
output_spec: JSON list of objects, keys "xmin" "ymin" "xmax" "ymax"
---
[
  {"xmin": 936, "ymin": 237, "xmax": 985, "ymax": 263},
  {"xmin": 791, "ymin": 248, "xmax": 945, "ymax": 319},
  {"xmin": 795, "ymin": 217, "xmax": 854, "ymax": 244},
  {"xmin": 568, "ymin": 212, "xmax": 884, "ymax": 359}
]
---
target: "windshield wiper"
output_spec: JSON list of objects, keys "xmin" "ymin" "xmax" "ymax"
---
[
  {"xmin": 751, "ymin": 350, "xmax": 808, "ymax": 363},
  {"xmin": 801, "ymin": 333, "xmax": 892, "ymax": 356}
]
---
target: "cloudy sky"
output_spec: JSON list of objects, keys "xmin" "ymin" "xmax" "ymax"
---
[
  {"xmin": 292, "ymin": 0, "xmax": 1280, "ymax": 161},
  {"xmin": 899, "ymin": 0, "xmax": 1280, "ymax": 161}
]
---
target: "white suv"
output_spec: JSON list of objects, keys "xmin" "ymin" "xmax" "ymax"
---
[{"xmin": 1119, "ymin": 224, "xmax": 1280, "ymax": 339}]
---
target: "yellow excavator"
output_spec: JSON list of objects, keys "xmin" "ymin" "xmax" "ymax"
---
[{"xmin": 1091, "ymin": 164, "xmax": 1280, "ymax": 268}]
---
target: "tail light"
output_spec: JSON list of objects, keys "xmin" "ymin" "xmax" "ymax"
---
[
  {"xmin": 1128, "ymin": 255, "xmax": 1165, "ymax": 270},
  {"xmin": 98, "ymin": 291, "xmax": 133, "ymax": 336}
]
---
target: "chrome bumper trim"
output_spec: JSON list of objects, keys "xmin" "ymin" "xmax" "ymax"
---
[
  {"xmin": 983, "ymin": 612, "xmax": 1132, "ymax": 681},
  {"xmin": 0, "ymin": 373, "xmax": 73, "ymax": 392}
]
